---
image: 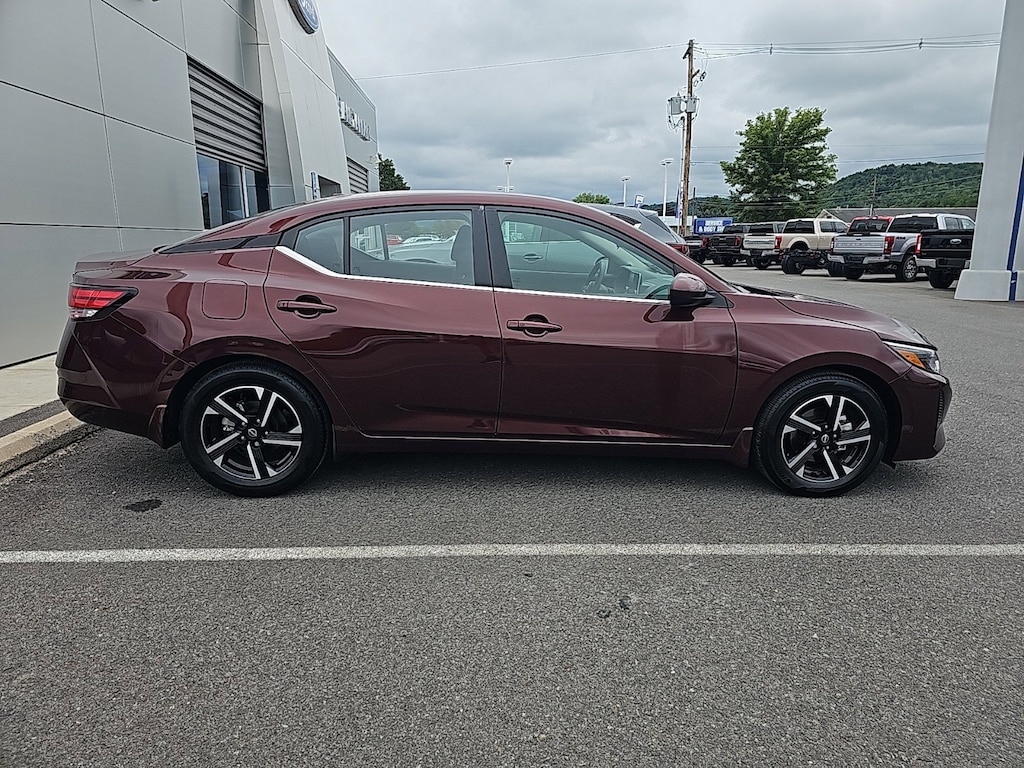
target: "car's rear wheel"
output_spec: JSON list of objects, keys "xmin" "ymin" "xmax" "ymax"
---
[
  {"xmin": 826, "ymin": 262, "xmax": 844, "ymax": 277},
  {"xmin": 180, "ymin": 363, "xmax": 329, "ymax": 497},
  {"xmin": 720, "ymin": 256, "xmax": 736, "ymax": 267},
  {"xmin": 753, "ymin": 372, "xmax": 888, "ymax": 496},
  {"xmin": 927, "ymin": 270, "xmax": 956, "ymax": 289},
  {"xmin": 895, "ymin": 253, "xmax": 919, "ymax": 282},
  {"xmin": 844, "ymin": 267, "xmax": 864, "ymax": 280},
  {"xmin": 781, "ymin": 255, "xmax": 805, "ymax": 274},
  {"xmin": 752, "ymin": 256, "xmax": 771, "ymax": 270}
]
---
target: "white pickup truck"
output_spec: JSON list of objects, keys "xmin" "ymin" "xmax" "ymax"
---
[
  {"xmin": 740, "ymin": 222, "xmax": 787, "ymax": 269},
  {"xmin": 828, "ymin": 212, "xmax": 976, "ymax": 282},
  {"xmin": 745, "ymin": 218, "xmax": 847, "ymax": 274}
]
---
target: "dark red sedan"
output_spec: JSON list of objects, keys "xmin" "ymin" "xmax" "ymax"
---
[{"xmin": 57, "ymin": 191, "xmax": 950, "ymax": 497}]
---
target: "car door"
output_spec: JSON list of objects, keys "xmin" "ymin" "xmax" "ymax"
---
[
  {"xmin": 265, "ymin": 207, "xmax": 503, "ymax": 437},
  {"xmin": 486, "ymin": 208, "xmax": 738, "ymax": 443}
]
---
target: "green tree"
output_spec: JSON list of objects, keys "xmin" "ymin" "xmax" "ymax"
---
[
  {"xmin": 378, "ymin": 155, "xmax": 409, "ymax": 191},
  {"xmin": 573, "ymin": 192, "xmax": 612, "ymax": 204},
  {"xmin": 720, "ymin": 107, "xmax": 837, "ymax": 220}
]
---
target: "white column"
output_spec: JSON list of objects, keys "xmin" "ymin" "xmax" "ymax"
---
[{"xmin": 956, "ymin": 0, "xmax": 1024, "ymax": 301}]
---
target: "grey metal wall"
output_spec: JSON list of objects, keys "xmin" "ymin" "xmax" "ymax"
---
[
  {"xmin": 0, "ymin": 0, "xmax": 363, "ymax": 367},
  {"xmin": 330, "ymin": 52, "xmax": 380, "ymax": 193}
]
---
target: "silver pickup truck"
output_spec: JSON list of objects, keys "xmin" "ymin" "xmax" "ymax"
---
[{"xmin": 829, "ymin": 213, "xmax": 975, "ymax": 282}]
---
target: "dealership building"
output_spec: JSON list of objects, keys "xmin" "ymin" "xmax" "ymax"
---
[{"xmin": 0, "ymin": 0, "xmax": 379, "ymax": 366}]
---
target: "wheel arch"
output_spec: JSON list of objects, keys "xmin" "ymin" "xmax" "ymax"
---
[
  {"xmin": 160, "ymin": 345, "xmax": 345, "ymax": 450},
  {"xmin": 751, "ymin": 363, "xmax": 903, "ymax": 463}
]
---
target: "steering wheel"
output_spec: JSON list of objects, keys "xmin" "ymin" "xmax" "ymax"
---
[{"xmin": 583, "ymin": 257, "xmax": 610, "ymax": 294}]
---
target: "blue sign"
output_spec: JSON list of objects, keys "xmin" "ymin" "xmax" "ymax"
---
[{"xmin": 694, "ymin": 217, "xmax": 732, "ymax": 234}]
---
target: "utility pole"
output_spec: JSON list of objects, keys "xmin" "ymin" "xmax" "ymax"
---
[
  {"xmin": 869, "ymin": 175, "xmax": 878, "ymax": 216},
  {"xmin": 681, "ymin": 39, "xmax": 695, "ymax": 235}
]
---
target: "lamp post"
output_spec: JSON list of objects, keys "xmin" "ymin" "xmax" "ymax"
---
[
  {"xmin": 502, "ymin": 158, "xmax": 513, "ymax": 192},
  {"xmin": 621, "ymin": 176, "xmax": 630, "ymax": 207},
  {"xmin": 660, "ymin": 158, "xmax": 673, "ymax": 217}
]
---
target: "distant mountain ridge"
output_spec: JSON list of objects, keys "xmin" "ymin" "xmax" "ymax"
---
[{"xmin": 822, "ymin": 161, "xmax": 982, "ymax": 209}]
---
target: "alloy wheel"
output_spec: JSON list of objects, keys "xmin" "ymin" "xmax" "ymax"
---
[
  {"xmin": 199, "ymin": 384, "xmax": 304, "ymax": 482},
  {"xmin": 779, "ymin": 393, "xmax": 874, "ymax": 484}
]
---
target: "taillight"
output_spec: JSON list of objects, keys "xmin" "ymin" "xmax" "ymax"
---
[
  {"xmin": 735, "ymin": 236, "xmax": 742, "ymax": 246},
  {"xmin": 68, "ymin": 285, "xmax": 135, "ymax": 319},
  {"xmin": 884, "ymin": 236, "xmax": 895, "ymax": 254},
  {"xmin": 701, "ymin": 237, "xmax": 708, "ymax": 248},
  {"xmin": 829, "ymin": 237, "xmax": 835, "ymax": 253},
  {"xmin": 775, "ymin": 235, "xmax": 782, "ymax": 249},
  {"xmin": 915, "ymin": 233, "xmax": 922, "ymax": 253}
]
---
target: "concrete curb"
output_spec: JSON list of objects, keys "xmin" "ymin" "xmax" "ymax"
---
[{"xmin": 0, "ymin": 412, "xmax": 100, "ymax": 479}]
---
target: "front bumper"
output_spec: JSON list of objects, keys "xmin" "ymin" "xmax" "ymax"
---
[{"xmin": 890, "ymin": 365, "xmax": 952, "ymax": 462}]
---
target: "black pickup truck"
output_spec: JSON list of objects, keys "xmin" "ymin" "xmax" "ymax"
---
[
  {"xmin": 703, "ymin": 223, "xmax": 754, "ymax": 266},
  {"xmin": 918, "ymin": 228, "xmax": 974, "ymax": 289}
]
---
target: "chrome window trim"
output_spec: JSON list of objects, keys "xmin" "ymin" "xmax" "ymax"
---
[
  {"xmin": 274, "ymin": 246, "xmax": 493, "ymax": 292},
  {"xmin": 493, "ymin": 286, "xmax": 669, "ymax": 305}
]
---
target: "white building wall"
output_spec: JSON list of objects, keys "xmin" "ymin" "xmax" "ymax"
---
[{"xmin": 955, "ymin": 0, "xmax": 1024, "ymax": 302}]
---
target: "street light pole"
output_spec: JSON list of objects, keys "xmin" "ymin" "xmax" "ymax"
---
[
  {"xmin": 621, "ymin": 176, "xmax": 630, "ymax": 207},
  {"xmin": 660, "ymin": 158, "xmax": 673, "ymax": 217},
  {"xmin": 503, "ymin": 158, "xmax": 513, "ymax": 192}
]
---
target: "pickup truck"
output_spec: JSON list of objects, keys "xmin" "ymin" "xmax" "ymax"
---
[
  {"xmin": 828, "ymin": 213, "xmax": 975, "ymax": 282},
  {"xmin": 703, "ymin": 223, "xmax": 755, "ymax": 266},
  {"xmin": 740, "ymin": 222, "xmax": 787, "ymax": 269},
  {"xmin": 917, "ymin": 226, "xmax": 975, "ymax": 288},
  {"xmin": 754, "ymin": 218, "xmax": 848, "ymax": 274}
]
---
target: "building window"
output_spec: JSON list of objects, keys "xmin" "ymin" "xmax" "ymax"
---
[{"xmin": 198, "ymin": 154, "xmax": 269, "ymax": 229}]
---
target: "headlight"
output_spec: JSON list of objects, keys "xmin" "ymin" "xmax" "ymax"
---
[{"xmin": 885, "ymin": 341, "xmax": 942, "ymax": 375}]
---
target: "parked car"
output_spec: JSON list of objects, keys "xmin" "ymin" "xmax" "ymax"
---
[
  {"xmin": 741, "ymin": 222, "xmax": 788, "ymax": 269},
  {"xmin": 775, "ymin": 218, "xmax": 848, "ymax": 274},
  {"xmin": 824, "ymin": 217, "xmax": 893, "ymax": 276},
  {"xmin": 917, "ymin": 225, "xmax": 975, "ymax": 289},
  {"xmin": 58, "ymin": 191, "xmax": 951, "ymax": 498},
  {"xmin": 587, "ymin": 204, "xmax": 688, "ymax": 257},
  {"xmin": 703, "ymin": 223, "xmax": 756, "ymax": 266},
  {"xmin": 829, "ymin": 213, "xmax": 975, "ymax": 282}
]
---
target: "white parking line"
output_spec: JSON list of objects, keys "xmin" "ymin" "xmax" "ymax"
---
[{"xmin": 1, "ymin": 543, "xmax": 1023, "ymax": 565}]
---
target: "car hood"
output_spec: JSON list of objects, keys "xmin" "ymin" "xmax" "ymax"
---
[{"xmin": 735, "ymin": 283, "xmax": 934, "ymax": 347}]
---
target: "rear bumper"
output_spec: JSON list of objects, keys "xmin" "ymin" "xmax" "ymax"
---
[{"xmin": 56, "ymin": 319, "xmax": 181, "ymax": 447}]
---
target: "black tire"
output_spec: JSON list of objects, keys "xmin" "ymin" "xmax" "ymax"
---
[
  {"xmin": 753, "ymin": 372, "xmax": 888, "ymax": 497},
  {"xmin": 895, "ymin": 253, "xmax": 919, "ymax": 283},
  {"xmin": 927, "ymin": 270, "xmax": 956, "ymax": 289},
  {"xmin": 752, "ymin": 256, "xmax": 771, "ymax": 270},
  {"xmin": 826, "ymin": 262, "xmax": 845, "ymax": 277},
  {"xmin": 692, "ymin": 252, "xmax": 707, "ymax": 264},
  {"xmin": 180, "ymin": 363, "xmax": 329, "ymax": 497},
  {"xmin": 781, "ymin": 255, "xmax": 805, "ymax": 275},
  {"xmin": 720, "ymin": 257, "xmax": 736, "ymax": 267},
  {"xmin": 844, "ymin": 267, "xmax": 864, "ymax": 280}
]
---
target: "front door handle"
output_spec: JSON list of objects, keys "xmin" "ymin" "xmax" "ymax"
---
[
  {"xmin": 506, "ymin": 316, "xmax": 563, "ymax": 336},
  {"xmin": 276, "ymin": 299, "xmax": 337, "ymax": 316},
  {"xmin": 521, "ymin": 253, "xmax": 544, "ymax": 262}
]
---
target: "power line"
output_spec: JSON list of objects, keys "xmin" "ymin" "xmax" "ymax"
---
[{"xmin": 355, "ymin": 33, "xmax": 999, "ymax": 81}]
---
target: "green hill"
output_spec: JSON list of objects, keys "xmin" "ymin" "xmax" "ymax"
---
[{"xmin": 822, "ymin": 162, "xmax": 982, "ymax": 209}]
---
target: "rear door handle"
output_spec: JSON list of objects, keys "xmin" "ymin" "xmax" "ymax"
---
[
  {"xmin": 276, "ymin": 299, "xmax": 337, "ymax": 316},
  {"xmin": 506, "ymin": 317, "xmax": 563, "ymax": 336},
  {"xmin": 521, "ymin": 253, "xmax": 543, "ymax": 262}
]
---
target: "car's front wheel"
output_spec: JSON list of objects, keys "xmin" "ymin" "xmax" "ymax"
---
[
  {"xmin": 753, "ymin": 372, "xmax": 888, "ymax": 496},
  {"xmin": 180, "ymin": 363, "xmax": 329, "ymax": 497}
]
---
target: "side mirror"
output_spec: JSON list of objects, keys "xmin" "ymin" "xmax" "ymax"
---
[{"xmin": 669, "ymin": 273, "xmax": 711, "ymax": 309}]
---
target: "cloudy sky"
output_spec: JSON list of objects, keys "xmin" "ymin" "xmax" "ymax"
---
[{"xmin": 320, "ymin": 0, "xmax": 1006, "ymax": 206}]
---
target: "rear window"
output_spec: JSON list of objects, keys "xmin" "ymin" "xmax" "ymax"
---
[
  {"xmin": 783, "ymin": 220, "xmax": 814, "ymax": 234},
  {"xmin": 722, "ymin": 224, "xmax": 747, "ymax": 234},
  {"xmin": 892, "ymin": 216, "xmax": 939, "ymax": 232},
  {"xmin": 847, "ymin": 219, "xmax": 890, "ymax": 234}
]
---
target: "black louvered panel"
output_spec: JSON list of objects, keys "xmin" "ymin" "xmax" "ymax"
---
[
  {"xmin": 188, "ymin": 59, "xmax": 266, "ymax": 171},
  {"xmin": 347, "ymin": 158, "xmax": 369, "ymax": 194}
]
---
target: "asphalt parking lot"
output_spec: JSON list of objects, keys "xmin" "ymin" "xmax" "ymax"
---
[{"xmin": 2, "ymin": 264, "xmax": 1023, "ymax": 766}]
